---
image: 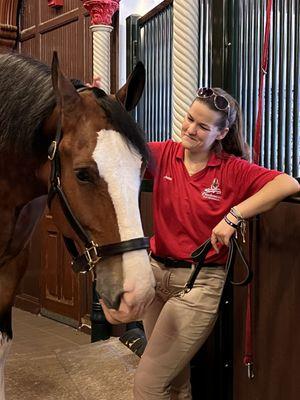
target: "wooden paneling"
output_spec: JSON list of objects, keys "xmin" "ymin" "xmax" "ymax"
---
[
  {"xmin": 233, "ymin": 201, "xmax": 300, "ymax": 400},
  {"xmin": 40, "ymin": 19, "xmax": 83, "ymax": 77},
  {"xmin": 40, "ymin": 0, "xmax": 80, "ymax": 23},
  {"xmin": 20, "ymin": 37, "xmax": 39, "ymax": 59},
  {"xmin": 15, "ymin": 219, "xmax": 43, "ymax": 314},
  {"xmin": 41, "ymin": 213, "xmax": 80, "ymax": 325},
  {"xmin": 21, "ymin": 0, "xmax": 36, "ymax": 30}
]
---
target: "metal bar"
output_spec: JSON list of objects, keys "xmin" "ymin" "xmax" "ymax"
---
[
  {"xmin": 293, "ymin": 0, "xmax": 300, "ymax": 176},
  {"xmin": 135, "ymin": 4, "xmax": 173, "ymax": 142},
  {"xmin": 264, "ymin": 0, "xmax": 273, "ymax": 169},
  {"xmin": 285, "ymin": 0, "xmax": 295, "ymax": 175},
  {"xmin": 270, "ymin": 0, "xmax": 280, "ymax": 169},
  {"xmin": 277, "ymin": 0, "xmax": 287, "ymax": 171},
  {"xmin": 243, "ymin": 2, "xmax": 250, "ymax": 146},
  {"xmin": 260, "ymin": 0, "xmax": 265, "ymax": 164}
]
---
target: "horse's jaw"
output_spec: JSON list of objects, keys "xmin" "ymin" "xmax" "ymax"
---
[{"xmin": 95, "ymin": 250, "xmax": 155, "ymax": 323}]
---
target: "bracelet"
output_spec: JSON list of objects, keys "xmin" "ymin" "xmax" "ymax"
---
[
  {"xmin": 224, "ymin": 215, "xmax": 239, "ymax": 229},
  {"xmin": 230, "ymin": 207, "xmax": 244, "ymax": 221}
]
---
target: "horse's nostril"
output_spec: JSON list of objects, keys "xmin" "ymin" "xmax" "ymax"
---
[{"xmin": 101, "ymin": 292, "xmax": 123, "ymax": 310}]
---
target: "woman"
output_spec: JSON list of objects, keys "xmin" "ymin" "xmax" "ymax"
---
[{"xmin": 102, "ymin": 87, "xmax": 299, "ymax": 399}]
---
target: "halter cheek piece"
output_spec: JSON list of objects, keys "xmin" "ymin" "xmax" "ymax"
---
[{"xmin": 47, "ymin": 105, "xmax": 149, "ymax": 274}]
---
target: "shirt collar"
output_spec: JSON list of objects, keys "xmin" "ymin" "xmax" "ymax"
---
[{"xmin": 176, "ymin": 143, "xmax": 222, "ymax": 167}]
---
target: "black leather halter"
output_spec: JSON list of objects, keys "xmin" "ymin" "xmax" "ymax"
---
[{"xmin": 47, "ymin": 114, "xmax": 149, "ymax": 274}]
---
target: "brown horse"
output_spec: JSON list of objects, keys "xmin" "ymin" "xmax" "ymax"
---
[{"xmin": 0, "ymin": 52, "xmax": 155, "ymax": 398}]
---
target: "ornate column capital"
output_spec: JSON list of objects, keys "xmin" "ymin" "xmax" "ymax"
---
[{"xmin": 82, "ymin": 0, "xmax": 120, "ymax": 26}]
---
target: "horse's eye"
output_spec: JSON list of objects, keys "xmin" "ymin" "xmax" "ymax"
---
[{"xmin": 75, "ymin": 169, "xmax": 93, "ymax": 183}]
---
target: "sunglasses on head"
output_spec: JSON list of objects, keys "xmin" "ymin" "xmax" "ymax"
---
[{"xmin": 197, "ymin": 87, "xmax": 230, "ymax": 113}]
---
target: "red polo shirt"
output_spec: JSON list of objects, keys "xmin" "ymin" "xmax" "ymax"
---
[{"xmin": 147, "ymin": 140, "xmax": 281, "ymax": 265}]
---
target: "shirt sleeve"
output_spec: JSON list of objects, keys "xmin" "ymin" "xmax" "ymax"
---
[
  {"xmin": 230, "ymin": 157, "xmax": 283, "ymax": 201},
  {"xmin": 144, "ymin": 141, "xmax": 166, "ymax": 179}
]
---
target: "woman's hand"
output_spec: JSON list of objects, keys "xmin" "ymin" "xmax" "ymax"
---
[
  {"xmin": 85, "ymin": 76, "xmax": 101, "ymax": 88},
  {"xmin": 211, "ymin": 218, "xmax": 236, "ymax": 253}
]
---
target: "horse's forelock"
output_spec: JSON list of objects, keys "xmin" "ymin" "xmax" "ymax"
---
[{"xmin": 92, "ymin": 91, "xmax": 149, "ymax": 162}]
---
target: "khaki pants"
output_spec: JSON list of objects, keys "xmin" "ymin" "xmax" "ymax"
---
[{"xmin": 133, "ymin": 257, "xmax": 227, "ymax": 400}]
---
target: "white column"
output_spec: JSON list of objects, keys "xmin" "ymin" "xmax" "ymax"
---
[
  {"xmin": 172, "ymin": 0, "xmax": 199, "ymax": 141},
  {"xmin": 90, "ymin": 24, "xmax": 113, "ymax": 94}
]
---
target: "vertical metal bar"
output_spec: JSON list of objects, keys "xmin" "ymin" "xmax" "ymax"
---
[
  {"xmin": 154, "ymin": 16, "xmax": 159, "ymax": 140},
  {"xmin": 160, "ymin": 11, "xmax": 165, "ymax": 140},
  {"xmin": 235, "ymin": 0, "xmax": 241, "ymax": 120},
  {"xmin": 270, "ymin": 0, "xmax": 280, "ymax": 169},
  {"xmin": 199, "ymin": 0, "xmax": 203, "ymax": 86},
  {"xmin": 164, "ymin": 9, "xmax": 168, "ymax": 139},
  {"xmin": 293, "ymin": 0, "xmax": 300, "ymax": 176},
  {"xmin": 264, "ymin": 0, "xmax": 273, "ymax": 169},
  {"xmin": 237, "ymin": 0, "xmax": 243, "ymax": 106},
  {"xmin": 169, "ymin": 5, "xmax": 173, "ymax": 139},
  {"xmin": 150, "ymin": 19, "xmax": 155, "ymax": 140},
  {"xmin": 135, "ymin": 4, "xmax": 173, "ymax": 142},
  {"xmin": 145, "ymin": 21, "xmax": 149, "ymax": 138},
  {"xmin": 278, "ymin": 0, "xmax": 287, "ymax": 171},
  {"xmin": 243, "ymin": 2, "xmax": 250, "ymax": 146},
  {"xmin": 285, "ymin": 0, "xmax": 295, "ymax": 175},
  {"xmin": 248, "ymin": 0, "xmax": 254, "ymax": 149},
  {"xmin": 254, "ymin": 0, "xmax": 266, "ymax": 162}
]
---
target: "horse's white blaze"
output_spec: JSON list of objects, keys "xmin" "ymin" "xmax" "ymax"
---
[
  {"xmin": 93, "ymin": 130, "xmax": 154, "ymax": 305},
  {"xmin": 0, "ymin": 333, "xmax": 11, "ymax": 400}
]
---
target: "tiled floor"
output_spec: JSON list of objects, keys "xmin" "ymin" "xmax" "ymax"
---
[{"xmin": 5, "ymin": 308, "xmax": 138, "ymax": 400}]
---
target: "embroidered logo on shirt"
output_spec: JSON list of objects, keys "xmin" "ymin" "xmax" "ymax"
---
[
  {"xmin": 201, "ymin": 178, "xmax": 222, "ymax": 201},
  {"xmin": 163, "ymin": 175, "xmax": 173, "ymax": 181}
]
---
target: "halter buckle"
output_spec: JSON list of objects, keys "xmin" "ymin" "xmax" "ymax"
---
[{"xmin": 84, "ymin": 241, "xmax": 101, "ymax": 268}]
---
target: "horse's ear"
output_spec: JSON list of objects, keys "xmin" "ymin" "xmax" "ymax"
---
[
  {"xmin": 51, "ymin": 51, "xmax": 81, "ymax": 112},
  {"xmin": 116, "ymin": 61, "xmax": 145, "ymax": 111}
]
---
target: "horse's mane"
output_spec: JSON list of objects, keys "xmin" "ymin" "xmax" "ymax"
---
[
  {"xmin": 0, "ymin": 52, "xmax": 55, "ymax": 158},
  {"xmin": 0, "ymin": 52, "xmax": 148, "ymax": 162}
]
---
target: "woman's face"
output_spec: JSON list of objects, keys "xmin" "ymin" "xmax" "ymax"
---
[{"xmin": 181, "ymin": 100, "xmax": 228, "ymax": 154}]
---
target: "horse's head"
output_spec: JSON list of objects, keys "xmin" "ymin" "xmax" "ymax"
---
[{"xmin": 46, "ymin": 52, "xmax": 155, "ymax": 323}]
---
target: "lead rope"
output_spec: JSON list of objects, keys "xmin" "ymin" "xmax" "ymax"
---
[{"xmin": 245, "ymin": 0, "xmax": 273, "ymax": 380}]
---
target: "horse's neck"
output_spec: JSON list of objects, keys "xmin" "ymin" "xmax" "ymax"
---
[
  {"xmin": 0, "ymin": 154, "xmax": 47, "ymax": 201},
  {"xmin": 0, "ymin": 155, "xmax": 48, "ymax": 263}
]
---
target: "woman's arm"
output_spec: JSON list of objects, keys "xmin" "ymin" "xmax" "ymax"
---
[
  {"xmin": 232, "ymin": 174, "xmax": 300, "ymax": 218},
  {"xmin": 211, "ymin": 174, "xmax": 300, "ymax": 252}
]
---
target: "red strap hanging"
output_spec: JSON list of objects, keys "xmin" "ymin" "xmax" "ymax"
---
[
  {"xmin": 244, "ymin": 0, "xmax": 273, "ymax": 379},
  {"xmin": 243, "ymin": 282, "xmax": 254, "ymax": 378}
]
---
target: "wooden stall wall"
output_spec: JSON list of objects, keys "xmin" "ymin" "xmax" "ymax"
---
[{"xmin": 233, "ymin": 198, "xmax": 300, "ymax": 400}]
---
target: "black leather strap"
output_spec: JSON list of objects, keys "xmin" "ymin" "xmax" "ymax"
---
[
  {"xmin": 151, "ymin": 254, "xmax": 193, "ymax": 268},
  {"xmin": 70, "ymin": 237, "xmax": 150, "ymax": 273},
  {"xmin": 183, "ymin": 236, "xmax": 252, "ymax": 293}
]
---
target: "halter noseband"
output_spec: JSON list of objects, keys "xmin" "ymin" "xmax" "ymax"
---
[{"xmin": 47, "ymin": 110, "xmax": 149, "ymax": 274}]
